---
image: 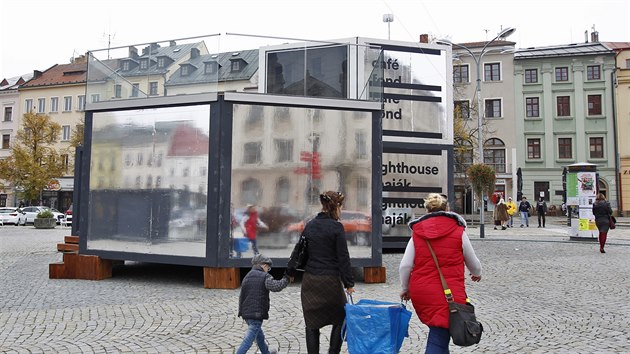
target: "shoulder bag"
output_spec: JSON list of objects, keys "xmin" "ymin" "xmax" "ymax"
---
[
  {"xmin": 609, "ymin": 215, "xmax": 616, "ymax": 230},
  {"xmin": 426, "ymin": 240, "xmax": 483, "ymax": 347},
  {"xmin": 286, "ymin": 234, "xmax": 308, "ymax": 276}
]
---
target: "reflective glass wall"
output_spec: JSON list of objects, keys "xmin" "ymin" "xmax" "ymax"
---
[
  {"xmin": 86, "ymin": 105, "xmax": 210, "ymax": 257},
  {"xmin": 229, "ymin": 103, "xmax": 373, "ymax": 259}
]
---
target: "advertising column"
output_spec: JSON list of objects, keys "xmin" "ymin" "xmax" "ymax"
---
[{"xmin": 566, "ymin": 163, "xmax": 598, "ymax": 239}]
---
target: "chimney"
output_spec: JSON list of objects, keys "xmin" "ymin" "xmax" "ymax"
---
[
  {"xmin": 129, "ymin": 46, "xmax": 138, "ymax": 58},
  {"xmin": 584, "ymin": 30, "xmax": 588, "ymax": 43},
  {"xmin": 33, "ymin": 70, "xmax": 43, "ymax": 79},
  {"xmin": 190, "ymin": 47, "xmax": 200, "ymax": 59},
  {"xmin": 419, "ymin": 34, "xmax": 429, "ymax": 43},
  {"xmin": 150, "ymin": 43, "xmax": 160, "ymax": 54},
  {"xmin": 591, "ymin": 30, "xmax": 599, "ymax": 42},
  {"xmin": 170, "ymin": 41, "xmax": 177, "ymax": 47}
]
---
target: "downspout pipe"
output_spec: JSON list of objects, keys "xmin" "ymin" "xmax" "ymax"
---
[{"xmin": 611, "ymin": 62, "xmax": 621, "ymax": 215}]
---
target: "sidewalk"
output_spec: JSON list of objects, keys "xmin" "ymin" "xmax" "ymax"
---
[{"xmin": 462, "ymin": 215, "xmax": 630, "ymax": 246}]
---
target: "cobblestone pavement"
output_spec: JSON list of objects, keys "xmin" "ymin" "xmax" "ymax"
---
[{"xmin": 1, "ymin": 220, "xmax": 629, "ymax": 353}]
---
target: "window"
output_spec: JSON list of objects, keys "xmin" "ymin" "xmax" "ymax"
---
[
  {"xmin": 78, "ymin": 95, "xmax": 85, "ymax": 111},
  {"xmin": 587, "ymin": 95, "xmax": 602, "ymax": 115},
  {"xmin": 484, "ymin": 63, "xmax": 501, "ymax": 81},
  {"xmin": 157, "ymin": 57, "xmax": 165, "ymax": 68},
  {"xmin": 25, "ymin": 99, "xmax": 33, "ymax": 113},
  {"xmin": 558, "ymin": 138, "xmax": 572, "ymax": 159},
  {"xmin": 355, "ymin": 131, "xmax": 368, "ymax": 159},
  {"xmin": 527, "ymin": 138, "xmax": 541, "ymax": 159},
  {"xmin": 556, "ymin": 96, "xmax": 570, "ymax": 116},
  {"xmin": 140, "ymin": 59, "xmax": 148, "ymax": 70},
  {"xmin": 525, "ymin": 97, "xmax": 540, "ymax": 118},
  {"xmin": 555, "ymin": 67, "xmax": 569, "ymax": 81},
  {"xmin": 244, "ymin": 142, "xmax": 262, "ymax": 164},
  {"xmin": 524, "ymin": 69, "xmax": 538, "ymax": 83},
  {"xmin": 453, "ymin": 65, "xmax": 469, "ymax": 83},
  {"xmin": 205, "ymin": 62, "xmax": 218, "ymax": 74},
  {"xmin": 149, "ymin": 82, "xmax": 158, "ymax": 95},
  {"xmin": 357, "ymin": 176, "xmax": 369, "ymax": 206},
  {"xmin": 181, "ymin": 66, "xmax": 189, "ymax": 76},
  {"xmin": 124, "ymin": 153, "xmax": 131, "ymax": 167},
  {"xmin": 122, "ymin": 61, "xmax": 130, "ymax": 71},
  {"xmin": 454, "ymin": 100, "xmax": 470, "ymax": 119},
  {"xmin": 626, "ymin": 59, "xmax": 630, "ymax": 69},
  {"xmin": 136, "ymin": 153, "xmax": 143, "ymax": 166},
  {"xmin": 275, "ymin": 178, "xmax": 290, "ymax": 204},
  {"xmin": 146, "ymin": 175, "xmax": 153, "ymax": 188},
  {"xmin": 50, "ymin": 97, "xmax": 59, "ymax": 112},
  {"xmin": 586, "ymin": 65, "xmax": 600, "ymax": 80},
  {"xmin": 274, "ymin": 139, "xmax": 293, "ymax": 163},
  {"xmin": 1, "ymin": 134, "xmax": 9, "ymax": 149},
  {"xmin": 61, "ymin": 154, "xmax": 69, "ymax": 174},
  {"xmin": 62, "ymin": 125, "xmax": 71, "ymax": 141},
  {"xmin": 91, "ymin": 94, "xmax": 100, "ymax": 103},
  {"xmin": 455, "ymin": 139, "xmax": 473, "ymax": 173},
  {"xmin": 114, "ymin": 85, "xmax": 122, "ymax": 98},
  {"xmin": 231, "ymin": 60, "xmax": 241, "ymax": 72},
  {"xmin": 483, "ymin": 138, "xmax": 506, "ymax": 173},
  {"xmin": 484, "ymin": 99, "xmax": 501, "ymax": 118},
  {"xmin": 4, "ymin": 107, "xmax": 12, "ymax": 121},
  {"xmin": 131, "ymin": 83, "xmax": 140, "ymax": 97},
  {"xmin": 37, "ymin": 98, "xmax": 45, "ymax": 113},
  {"xmin": 63, "ymin": 96, "xmax": 72, "ymax": 112},
  {"xmin": 534, "ymin": 182, "xmax": 550, "ymax": 201},
  {"xmin": 589, "ymin": 137, "xmax": 604, "ymax": 158}
]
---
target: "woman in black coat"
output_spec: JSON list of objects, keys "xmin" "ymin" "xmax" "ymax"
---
[
  {"xmin": 299, "ymin": 191, "xmax": 355, "ymax": 354},
  {"xmin": 592, "ymin": 193, "xmax": 613, "ymax": 253}
]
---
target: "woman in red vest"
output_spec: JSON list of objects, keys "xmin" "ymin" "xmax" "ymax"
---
[{"xmin": 399, "ymin": 193, "xmax": 482, "ymax": 353}]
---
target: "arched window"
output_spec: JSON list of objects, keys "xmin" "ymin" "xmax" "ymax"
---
[
  {"xmin": 484, "ymin": 138, "xmax": 506, "ymax": 173},
  {"xmin": 276, "ymin": 178, "xmax": 290, "ymax": 204},
  {"xmin": 598, "ymin": 178, "xmax": 608, "ymax": 198},
  {"xmin": 241, "ymin": 178, "xmax": 262, "ymax": 206}
]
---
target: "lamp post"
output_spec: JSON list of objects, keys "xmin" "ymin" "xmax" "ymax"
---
[
  {"xmin": 383, "ymin": 14, "xmax": 394, "ymax": 40},
  {"xmin": 437, "ymin": 27, "xmax": 515, "ymax": 238}
]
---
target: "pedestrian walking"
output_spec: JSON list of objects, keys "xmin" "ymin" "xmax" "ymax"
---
[
  {"xmin": 494, "ymin": 198, "xmax": 509, "ymax": 230},
  {"xmin": 293, "ymin": 191, "xmax": 355, "ymax": 354},
  {"xmin": 506, "ymin": 197, "xmax": 517, "ymax": 227},
  {"xmin": 592, "ymin": 193, "xmax": 613, "ymax": 253},
  {"xmin": 236, "ymin": 254, "xmax": 291, "ymax": 354},
  {"xmin": 240, "ymin": 205, "xmax": 268, "ymax": 255},
  {"xmin": 519, "ymin": 196, "xmax": 532, "ymax": 227},
  {"xmin": 399, "ymin": 193, "xmax": 482, "ymax": 353},
  {"xmin": 536, "ymin": 198, "xmax": 548, "ymax": 228}
]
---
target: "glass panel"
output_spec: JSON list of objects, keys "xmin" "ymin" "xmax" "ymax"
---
[
  {"xmin": 87, "ymin": 105, "xmax": 210, "ymax": 257},
  {"xmin": 230, "ymin": 104, "xmax": 372, "ymax": 259}
]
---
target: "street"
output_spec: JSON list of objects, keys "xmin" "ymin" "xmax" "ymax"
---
[{"xmin": 1, "ymin": 220, "xmax": 629, "ymax": 353}]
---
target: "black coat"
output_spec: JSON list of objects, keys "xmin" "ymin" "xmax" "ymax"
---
[
  {"xmin": 238, "ymin": 266, "xmax": 289, "ymax": 320},
  {"xmin": 592, "ymin": 200, "xmax": 613, "ymax": 232},
  {"xmin": 302, "ymin": 213, "xmax": 354, "ymax": 288}
]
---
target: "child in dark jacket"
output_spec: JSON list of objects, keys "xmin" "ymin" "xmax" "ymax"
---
[{"xmin": 237, "ymin": 254, "xmax": 291, "ymax": 354}]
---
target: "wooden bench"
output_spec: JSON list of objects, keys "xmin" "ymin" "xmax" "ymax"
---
[{"xmin": 56, "ymin": 235, "xmax": 79, "ymax": 253}]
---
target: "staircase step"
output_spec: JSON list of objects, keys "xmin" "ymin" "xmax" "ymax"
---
[
  {"xmin": 57, "ymin": 243, "xmax": 79, "ymax": 253},
  {"xmin": 64, "ymin": 236, "xmax": 79, "ymax": 244}
]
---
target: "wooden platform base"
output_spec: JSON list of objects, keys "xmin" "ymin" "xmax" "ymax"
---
[
  {"xmin": 204, "ymin": 267, "xmax": 240, "ymax": 289},
  {"xmin": 363, "ymin": 266, "xmax": 387, "ymax": 283},
  {"xmin": 49, "ymin": 253, "xmax": 113, "ymax": 280}
]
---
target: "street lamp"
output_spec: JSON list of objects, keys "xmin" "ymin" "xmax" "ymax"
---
[
  {"xmin": 437, "ymin": 27, "xmax": 515, "ymax": 238},
  {"xmin": 383, "ymin": 14, "xmax": 394, "ymax": 40}
]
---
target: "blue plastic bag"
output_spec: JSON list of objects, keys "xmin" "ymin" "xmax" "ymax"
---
[
  {"xmin": 344, "ymin": 299, "xmax": 412, "ymax": 354},
  {"xmin": 233, "ymin": 238, "xmax": 249, "ymax": 253}
]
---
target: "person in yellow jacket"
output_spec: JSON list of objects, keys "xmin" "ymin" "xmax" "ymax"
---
[{"xmin": 506, "ymin": 197, "xmax": 517, "ymax": 228}]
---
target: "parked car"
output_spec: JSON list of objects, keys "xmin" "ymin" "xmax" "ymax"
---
[
  {"xmin": 286, "ymin": 210, "xmax": 372, "ymax": 246},
  {"xmin": 21, "ymin": 206, "xmax": 66, "ymax": 225},
  {"xmin": 65, "ymin": 204, "xmax": 72, "ymax": 225},
  {"xmin": 0, "ymin": 207, "xmax": 27, "ymax": 226}
]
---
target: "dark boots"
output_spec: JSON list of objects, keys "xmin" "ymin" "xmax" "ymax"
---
[
  {"xmin": 306, "ymin": 324, "xmax": 343, "ymax": 354},
  {"xmin": 306, "ymin": 327, "xmax": 320, "ymax": 354},
  {"xmin": 599, "ymin": 232, "xmax": 608, "ymax": 253}
]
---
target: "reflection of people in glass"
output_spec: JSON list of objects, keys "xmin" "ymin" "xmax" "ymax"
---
[
  {"xmin": 296, "ymin": 191, "xmax": 355, "ymax": 354},
  {"xmin": 239, "ymin": 205, "xmax": 268, "ymax": 255}
]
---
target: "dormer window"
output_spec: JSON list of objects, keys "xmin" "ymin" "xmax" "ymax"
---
[
  {"xmin": 230, "ymin": 58, "xmax": 247, "ymax": 72},
  {"xmin": 181, "ymin": 65, "xmax": 190, "ymax": 76},
  {"xmin": 122, "ymin": 61, "xmax": 130, "ymax": 71},
  {"xmin": 231, "ymin": 60, "xmax": 241, "ymax": 72},
  {"xmin": 140, "ymin": 59, "xmax": 149, "ymax": 70},
  {"xmin": 204, "ymin": 62, "xmax": 219, "ymax": 74},
  {"xmin": 157, "ymin": 57, "xmax": 165, "ymax": 68}
]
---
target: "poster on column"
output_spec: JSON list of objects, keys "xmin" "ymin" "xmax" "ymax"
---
[{"xmin": 566, "ymin": 171, "xmax": 597, "ymax": 230}]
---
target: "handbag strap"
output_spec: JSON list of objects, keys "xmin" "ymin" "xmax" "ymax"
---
[{"xmin": 425, "ymin": 239, "xmax": 454, "ymax": 303}]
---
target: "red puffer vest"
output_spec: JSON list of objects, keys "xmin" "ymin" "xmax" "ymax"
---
[{"xmin": 408, "ymin": 213, "xmax": 466, "ymax": 328}]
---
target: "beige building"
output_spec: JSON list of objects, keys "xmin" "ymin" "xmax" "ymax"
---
[
  {"xmin": 451, "ymin": 40, "xmax": 517, "ymax": 213},
  {"xmin": 606, "ymin": 42, "xmax": 630, "ymax": 216}
]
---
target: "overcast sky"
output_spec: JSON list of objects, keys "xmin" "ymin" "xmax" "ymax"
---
[{"xmin": 1, "ymin": 0, "xmax": 629, "ymax": 78}]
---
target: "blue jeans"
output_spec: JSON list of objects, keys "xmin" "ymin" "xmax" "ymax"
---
[
  {"xmin": 237, "ymin": 319, "xmax": 270, "ymax": 354},
  {"xmin": 520, "ymin": 211, "xmax": 529, "ymax": 226},
  {"xmin": 425, "ymin": 326, "xmax": 450, "ymax": 354}
]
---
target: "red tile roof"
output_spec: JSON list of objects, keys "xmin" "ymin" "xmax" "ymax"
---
[
  {"xmin": 21, "ymin": 61, "xmax": 87, "ymax": 88},
  {"xmin": 603, "ymin": 42, "xmax": 630, "ymax": 51}
]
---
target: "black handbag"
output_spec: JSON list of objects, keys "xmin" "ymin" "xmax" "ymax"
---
[
  {"xmin": 609, "ymin": 215, "xmax": 616, "ymax": 230},
  {"xmin": 286, "ymin": 234, "xmax": 308, "ymax": 276},
  {"xmin": 426, "ymin": 240, "xmax": 483, "ymax": 347}
]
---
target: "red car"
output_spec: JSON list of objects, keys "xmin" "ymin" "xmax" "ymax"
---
[{"xmin": 287, "ymin": 211, "xmax": 372, "ymax": 246}]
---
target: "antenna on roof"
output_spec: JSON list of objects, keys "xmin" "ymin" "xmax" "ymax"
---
[{"xmin": 102, "ymin": 31, "xmax": 117, "ymax": 59}]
